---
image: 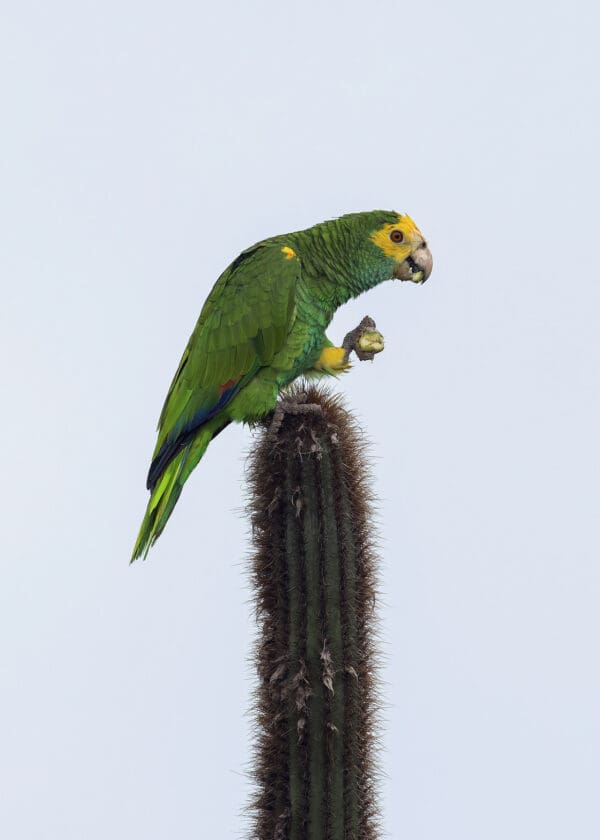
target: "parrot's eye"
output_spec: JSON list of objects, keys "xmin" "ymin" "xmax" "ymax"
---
[{"xmin": 390, "ymin": 230, "xmax": 404, "ymax": 244}]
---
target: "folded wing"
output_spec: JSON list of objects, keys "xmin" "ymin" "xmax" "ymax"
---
[{"xmin": 147, "ymin": 242, "xmax": 299, "ymax": 490}]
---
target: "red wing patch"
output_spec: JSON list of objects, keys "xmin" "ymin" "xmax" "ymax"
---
[{"xmin": 219, "ymin": 377, "xmax": 242, "ymax": 396}]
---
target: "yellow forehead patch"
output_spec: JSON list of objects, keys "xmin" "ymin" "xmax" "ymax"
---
[
  {"xmin": 281, "ymin": 246, "xmax": 296, "ymax": 260},
  {"xmin": 370, "ymin": 213, "xmax": 422, "ymax": 261}
]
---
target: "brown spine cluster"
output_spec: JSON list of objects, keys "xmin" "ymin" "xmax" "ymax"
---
[{"xmin": 248, "ymin": 386, "xmax": 381, "ymax": 840}]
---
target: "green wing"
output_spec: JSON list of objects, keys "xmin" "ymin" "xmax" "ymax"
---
[{"xmin": 147, "ymin": 242, "xmax": 299, "ymax": 489}]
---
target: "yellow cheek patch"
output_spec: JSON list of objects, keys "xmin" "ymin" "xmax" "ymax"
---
[
  {"xmin": 281, "ymin": 246, "xmax": 297, "ymax": 260},
  {"xmin": 370, "ymin": 213, "xmax": 422, "ymax": 261}
]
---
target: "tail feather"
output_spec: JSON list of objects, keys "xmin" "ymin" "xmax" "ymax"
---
[{"xmin": 131, "ymin": 419, "xmax": 223, "ymax": 561}]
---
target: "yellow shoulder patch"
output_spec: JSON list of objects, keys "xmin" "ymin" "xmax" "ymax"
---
[
  {"xmin": 281, "ymin": 245, "xmax": 297, "ymax": 260},
  {"xmin": 370, "ymin": 213, "xmax": 422, "ymax": 261}
]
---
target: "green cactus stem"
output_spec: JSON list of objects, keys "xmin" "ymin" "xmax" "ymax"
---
[{"xmin": 249, "ymin": 385, "xmax": 380, "ymax": 840}]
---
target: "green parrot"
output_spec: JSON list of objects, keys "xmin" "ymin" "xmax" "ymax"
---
[{"xmin": 132, "ymin": 210, "xmax": 432, "ymax": 560}]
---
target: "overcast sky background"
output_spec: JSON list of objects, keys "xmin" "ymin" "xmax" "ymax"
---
[{"xmin": 1, "ymin": 1, "xmax": 599, "ymax": 838}]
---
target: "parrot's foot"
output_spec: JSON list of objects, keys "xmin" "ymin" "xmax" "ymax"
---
[
  {"xmin": 342, "ymin": 316, "xmax": 385, "ymax": 362},
  {"xmin": 268, "ymin": 393, "xmax": 323, "ymax": 441}
]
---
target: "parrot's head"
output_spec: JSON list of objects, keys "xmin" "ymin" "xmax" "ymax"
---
[{"xmin": 369, "ymin": 212, "xmax": 433, "ymax": 284}]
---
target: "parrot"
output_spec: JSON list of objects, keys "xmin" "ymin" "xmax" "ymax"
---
[{"xmin": 132, "ymin": 210, "xmax": 432, "ymax": 561}]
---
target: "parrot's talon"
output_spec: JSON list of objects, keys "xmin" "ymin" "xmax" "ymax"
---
[
  {"xmin": 268, "ymin": 398, "xmax": 323, "ymax": 441},
  {"xmin": 342, "ymin": 316, "xmax": 384, "ymax": 363}
]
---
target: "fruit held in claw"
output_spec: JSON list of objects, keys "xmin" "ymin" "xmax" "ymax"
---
[{"xmin": 358, "ymin": 330, "xmax": 384, "ymax": 355}]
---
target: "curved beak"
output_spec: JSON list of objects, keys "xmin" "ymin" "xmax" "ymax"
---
[{"xmin": 394, "ymin": 240, "xmax": 433, "ymax": 284}]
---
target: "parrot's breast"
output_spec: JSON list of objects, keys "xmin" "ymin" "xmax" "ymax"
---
[{"xmin": 272, "ymin": 292, "xmax": 331, "ymax": 386}]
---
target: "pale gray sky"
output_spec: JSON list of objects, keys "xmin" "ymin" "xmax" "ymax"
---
[{"xmin": 1, "ymin": 1, "xmax": 599, "ymax": 838}]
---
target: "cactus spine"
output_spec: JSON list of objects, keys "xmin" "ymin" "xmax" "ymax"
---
[{"xmin": 249, "ymin": 386, "xmax": 380, "ymax": 840}]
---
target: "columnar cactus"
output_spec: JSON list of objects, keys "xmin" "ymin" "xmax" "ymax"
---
[{"xmin": 249, "ymin": 386, "xmax": 380, "ymax": 840}]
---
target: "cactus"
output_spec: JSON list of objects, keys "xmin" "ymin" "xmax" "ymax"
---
[{"xmin": 248, "ymin": 385, "xmax": 380, "ymax": 840}]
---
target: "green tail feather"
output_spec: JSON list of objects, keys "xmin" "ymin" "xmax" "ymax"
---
[{"xmin": 131, "ymin": 420, "xmax": 222, "ymax": 561}]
